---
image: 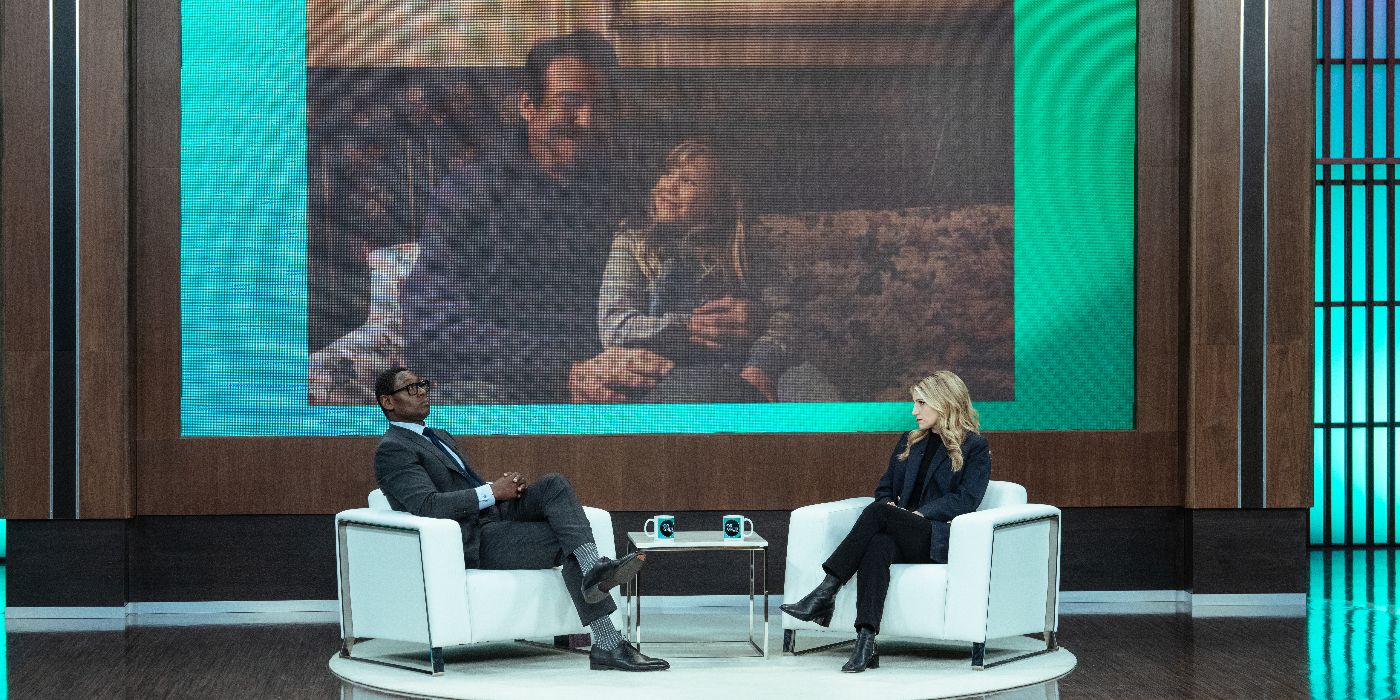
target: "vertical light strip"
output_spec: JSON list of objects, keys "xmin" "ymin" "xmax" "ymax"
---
[
  {"xmin": 1238, "ymin": 0, "xmax": 1247, "ymax": 508},
  {"xmin": 1238, "ymin": 0, "xmax": 1269, "ymax": 508},
  {"xmin": 73, "ymin": 0, "xmax": 81, "ymax": 518},
  {"xmin": 47, "ymin": 0, "xmax": 56, "ymax": 519},
  {"xmin": 48, "ymin": 0, "xmax": 79, "ymax": 519},
  {"xmin": 1260, "ymin": 0, "xmax": 1270, "ymax": 506}
]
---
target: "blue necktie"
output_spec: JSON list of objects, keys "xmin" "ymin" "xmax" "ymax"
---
[{"xmin": 423, "ymin": 428, "xmax": 484, "ymax": 488}]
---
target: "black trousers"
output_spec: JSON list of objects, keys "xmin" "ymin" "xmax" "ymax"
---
[
  {"xmin": 822, "ymin": 502, "xmax": 936, "ymax": 633},
  {"xmin": 476, "ymin": 473, "xmax": 617, "ymax": 625}
]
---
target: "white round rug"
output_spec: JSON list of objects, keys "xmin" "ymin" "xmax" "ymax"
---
[{"xmin": 330, "ymin": 636, "xmax": 1075, "ymax": 700}]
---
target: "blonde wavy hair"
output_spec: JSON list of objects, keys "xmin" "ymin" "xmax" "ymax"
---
[
  {"xmin": 630, "ymin": 141, "xmax": 748, "ymax": 283},
  {"xmin": 898, "ymin": 370, "xmax": 980, "ymax": 471}
]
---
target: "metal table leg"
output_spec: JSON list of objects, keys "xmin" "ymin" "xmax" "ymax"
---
[
  {"xmin": 762, "ymin": 547, "xmax": 769, "ymax": 658},
  {"xmin": 748, "ymin": 549, "xmax": 756, "ymax": 653}
]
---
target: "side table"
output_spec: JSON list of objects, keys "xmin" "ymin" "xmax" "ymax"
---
[{"xmin": 623, "ymin": 531, "xmax": 770, "ymax": 657}]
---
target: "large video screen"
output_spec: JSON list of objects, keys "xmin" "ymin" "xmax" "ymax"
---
[{"xmin": 181, "ymin": 0, "xmax": 1136, "ymax": 435}]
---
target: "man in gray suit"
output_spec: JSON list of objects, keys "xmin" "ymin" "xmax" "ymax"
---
[{"xmin": 373, "ymin": 366, "xmax": 669, "ymax": 671}]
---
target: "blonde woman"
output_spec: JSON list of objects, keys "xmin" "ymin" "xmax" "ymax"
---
[{"xmin": 780, "ymin": 371, "xmax": 991, "ymax": 672}]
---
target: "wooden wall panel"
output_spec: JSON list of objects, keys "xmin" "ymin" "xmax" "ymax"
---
[
  {"xmin": 77, "ymin": 0, "xmax": 133, "ymax": 518},
  {"xmin": 133, "ymin": 428, "xmax": 1182, "ymax": 515},
  {"xmin": 131, "ymin": 0, "xmax": 1202, "ymax": 516},
  {"xmin": 2, "ymin": 0, "xmax": 54, "ymax": 518},
  {"xmin": 1264, "ymin": 0, "xmax": 1316, "ymax": 508},
  {"xmin": 1187, "ymin": 0, "xmax": 1244, "ymax": 508},
  {"xmin": 1135, "ymin": 0, "xmax": 1187, "ymax": 436},
  {"xmin": 132, "ymin": 0, "xmax": 183, "ymax": 444}
]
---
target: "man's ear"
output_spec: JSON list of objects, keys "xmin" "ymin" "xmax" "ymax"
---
[
  {"xmin": 518, "ymin": 91, "xmax": 537, "ymax": 125},
  {"xmin": 377, "ymin": 395, "xmax": 391, "ymax": 416}
]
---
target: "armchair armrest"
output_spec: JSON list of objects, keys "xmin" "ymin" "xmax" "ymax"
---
[
  {"xmin": 784, "ymin": 497, "xmax": 872, "ymax": 601},
  {"xmin": 336, "ymin": 507, "xmax": 473, "ymax": 647},
  {"xmin": 943, "ymin": 504, "xmax": 1061, "ymax": 642},
  {"xmin": 582, "ymin": 506, "xmax": 617, "ymax": 559}
]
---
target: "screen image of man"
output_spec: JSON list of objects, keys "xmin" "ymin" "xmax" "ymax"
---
[
  {"xmin": 371, "ymin": 366, "xmax": 670, "ymax": 671},
  {"xmin": 403, "ymin": 31, "xmax": 674, "ymax": 405}
]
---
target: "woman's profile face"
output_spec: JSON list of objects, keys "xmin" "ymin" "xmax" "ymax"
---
[{"xmin": 912, "ymin": 397, "xmax": 941, "ymax": 432}]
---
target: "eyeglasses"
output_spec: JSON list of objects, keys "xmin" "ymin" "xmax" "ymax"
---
[{"xmin": 389, "ymin": 380, "xmax": 431, "ymax": 396}]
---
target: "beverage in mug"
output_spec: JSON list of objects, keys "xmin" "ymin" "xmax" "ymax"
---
[{"xmin": 644, "ymin": 514, "xmax": 676, "ymax": 540}]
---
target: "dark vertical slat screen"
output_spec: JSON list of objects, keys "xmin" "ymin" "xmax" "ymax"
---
[{"xmin": 1314, "ymin": 0, "xmax": 1400, "ymax": 545}]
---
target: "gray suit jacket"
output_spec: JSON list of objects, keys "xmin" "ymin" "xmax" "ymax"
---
[{"xmin": 373, "ymin": 424, "xmax": 496, "ymax": 567}]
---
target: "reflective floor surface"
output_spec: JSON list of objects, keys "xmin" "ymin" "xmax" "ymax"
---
[{"xmin": 5, "ymin": 550, "xmax": 1399, "ymax": 699}]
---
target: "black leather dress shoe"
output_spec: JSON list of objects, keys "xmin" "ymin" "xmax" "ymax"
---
[
  {"xmin": 589, "ymin": 642, "xmax": 670, "ymax": 671},
  {"xmin": 581, "ymin": 553, "xmax": 646, "ymax": 604}
]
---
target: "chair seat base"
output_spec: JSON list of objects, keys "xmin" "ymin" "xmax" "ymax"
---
[
  {"xmin": 782, "ymin": 628, "xmax": 857, "ymax": 656},
  {"xmin": 340, "ymin": 639, "xmax": 445, "ymax": 675},
  {"xmin": 971, "ymin": 632, "xmax": 1058, "ymax": 670},
  {"xmin": 785, "ymin": 630, "xmax": 1059, "ymax": 670}
]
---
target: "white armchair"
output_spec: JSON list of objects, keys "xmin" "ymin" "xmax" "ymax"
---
[
  {"xmin": 335, "ymin": 489, "xmax": 622, "ymax": 674},
  {"xmin": 781, "ymin": 481, "xmax": 1061, "ymax": 669}
]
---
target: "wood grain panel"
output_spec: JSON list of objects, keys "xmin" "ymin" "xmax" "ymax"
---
[
  {"xmin": 3, "ymin": 353, "xmax": 53, "ymax": 518},
  {"xmin": 79, "ymin": 352, "xmax": 132, "ymax": 517},
  {"xmin": 1187, "ymin": 0, "xmax": 1243, "ymax": 508},
  {"xmin": 1264, "ymin": 0, "xmax": 1315, "ymax": 509},
  {"xmin": 77, "ymin": 0, "xmax": 133, "ymax": 518},
  {"xmin": 2, "ymin": 0, "xmax": 53, "ymax": 518},
  {"xmin": 1188, "ymin": 345, "xmax": 1241, "ymax": 508},
  {"xmin": 1134, "ymin": 0, "xmax": 1187, "ymax": 435},
  {"xmin": 134, "ymin": 428, "xmax": 1180, "ymax": 514},
  {"xmin": 133, "ymin": 0, "xmax": 1193, "ymax": 516},
  {"xmin": 132, "ymin": 0, "xmax": 182, "ymax": 442}
]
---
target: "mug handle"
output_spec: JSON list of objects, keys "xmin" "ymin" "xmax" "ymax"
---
[
  {"xmin": 742, "ymin": 517, "xmax": 755, "ymax": 536},
  {"xmin": 643, "ymin": 517, "xmax": 657, "ymax": 537}
]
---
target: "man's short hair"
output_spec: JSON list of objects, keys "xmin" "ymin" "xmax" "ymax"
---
[
  {"xmin": 523, "ymin": 31, "xmax": 618, "ymax": 105},
  {"xmin": 374, "ymin": 366, "xmax": 411, "ymax": 400}
]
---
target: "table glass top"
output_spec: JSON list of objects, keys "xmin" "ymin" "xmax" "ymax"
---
[{"xmin": 626, "ymin": 531, "xmax": 769, "ymax": 549}]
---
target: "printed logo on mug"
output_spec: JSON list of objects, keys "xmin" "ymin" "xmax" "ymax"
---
[
  {"xmin": 722, "ymin": 514, "xmax": 754, "ymax": 540},
  {"xmin": 644, "ymin": 514, "xmax": 676, "ymax": 540}
]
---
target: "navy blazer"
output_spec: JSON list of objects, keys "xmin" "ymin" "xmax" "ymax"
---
[{"xmin": 873, "ymin": 431, "xmax": 991, "ymax": 562}]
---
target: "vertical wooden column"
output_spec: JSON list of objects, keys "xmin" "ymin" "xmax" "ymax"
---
[
  {"xmin": 1188, "ymin": 0, "xmax": 1315, "ymax": 510},
  {"xmin": 1, "ymin": 0, "xmax": 55, "ymax": 518},
  {"xmin": 77, "ymin": 0, "xmax": 134, "ymax": 518},
  {"xmin": 132, "ymin": 0, "xmax": 183, "ymax": 512},
  {"xmin": 1, "ymin": 1, "xmax": 133, "ymax": 519},
  {"xmin": 1135, "ymin": 0, "xmax": 1187, "ymax": 441},
  {"xmin": 1264, "ymin": 0, "xmax": 1315, "ymax": 509},
  {"xmin": 1187, "ymin": 0, "xmax": 1245, "ymax": 508}
]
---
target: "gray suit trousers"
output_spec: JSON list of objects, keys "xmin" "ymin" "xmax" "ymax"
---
[{"xmin": 477, "ymin": 473, "xmax": 617, "ymax": 626}]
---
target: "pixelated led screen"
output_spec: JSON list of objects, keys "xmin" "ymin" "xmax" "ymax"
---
[{"xmin": 180, "ymin": 0, "xmax": 1136, "ymax": 435}]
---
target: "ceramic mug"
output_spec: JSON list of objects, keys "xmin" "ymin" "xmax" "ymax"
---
[
  {"xmin": 722, "ymin": 514, "xmax": 754, "ymax": 540},
  {"xmin": 644, "ymin": 514, "xmax": 676, "ymax": 540}
]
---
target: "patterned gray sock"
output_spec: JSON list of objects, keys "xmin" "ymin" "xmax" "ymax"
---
[
  {"xmin": 590, "ymin": 615, "xmax": 624, "ymax": 651},
  {"xmin": 573, "ymin": 542, "xmax": 601, "ymax": 575}
]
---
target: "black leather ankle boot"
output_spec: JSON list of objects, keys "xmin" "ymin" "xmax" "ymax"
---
[
  {"xmin": 779, "ymin": 574, "xmax": 841, "ymax": 627},
  {"xmin": 841, "ymin": 627, "xmax": 879, "ymax": 672}
]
